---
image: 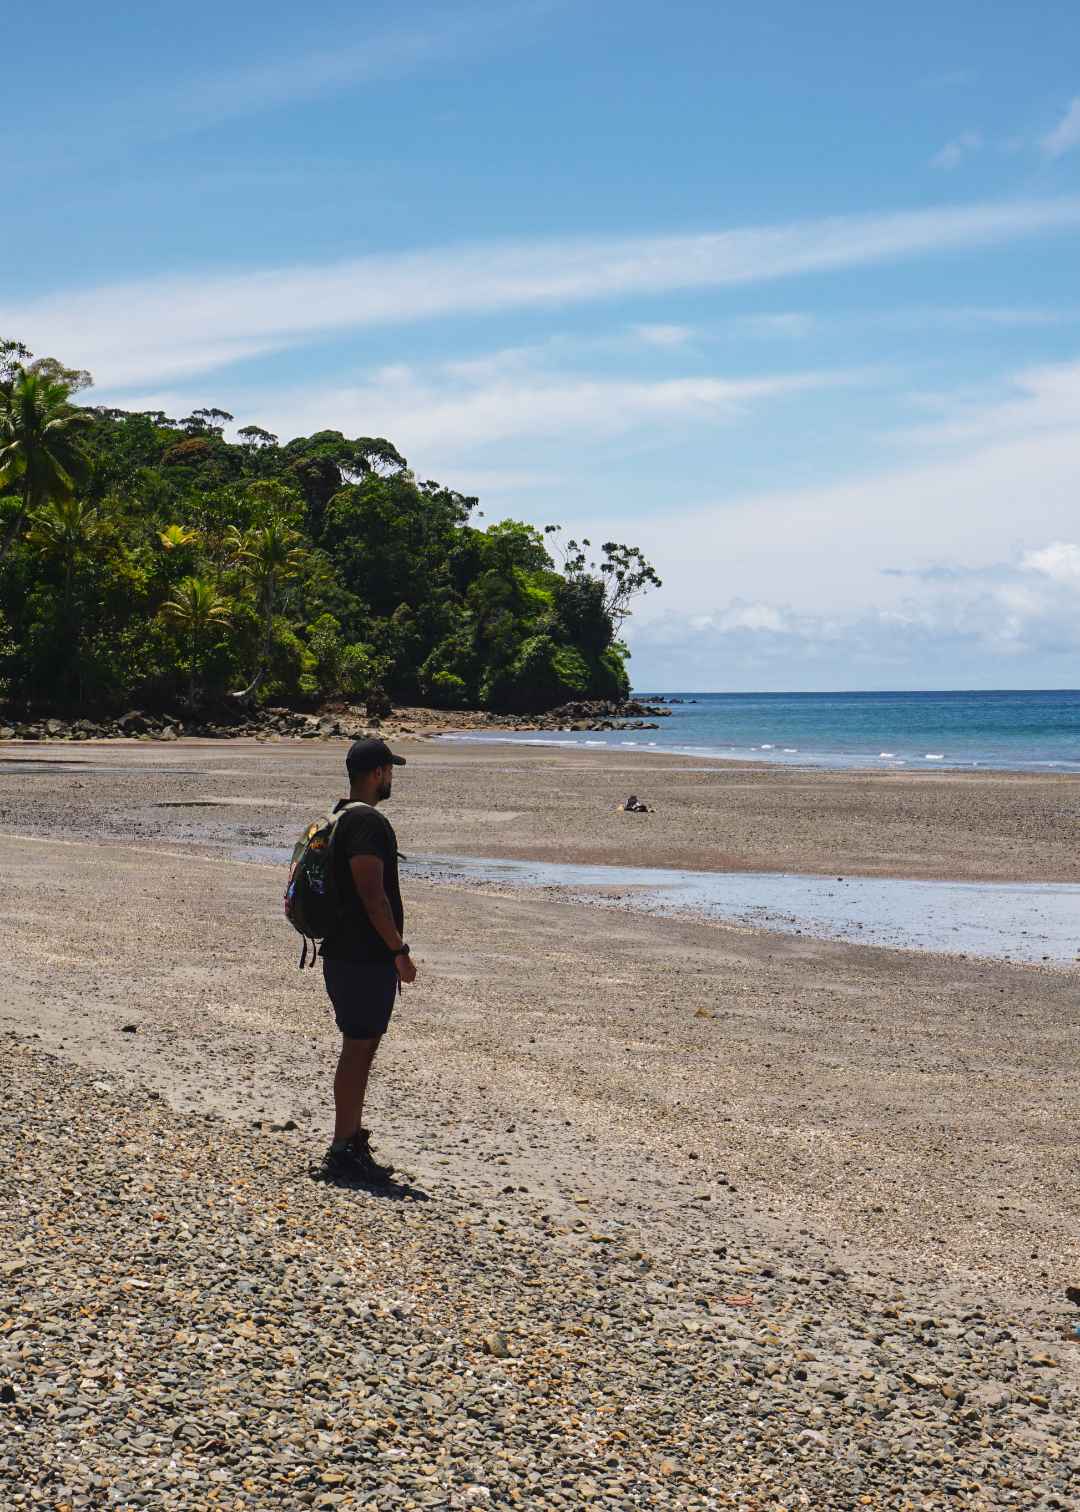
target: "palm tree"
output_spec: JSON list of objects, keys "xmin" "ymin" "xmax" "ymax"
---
[
  {"xmin": 0, "ymin": 368, "xmax": 93, "ymax": 563},
  {"xmin": 26, "ymin": 495, "xmax": 104, "ymax": 621},
  {"xmin": 157, "ymin": 575, "xmax": 232, "ymax": 709},
  {"xmin": 158, "ymin": 524, "xmax": 199, "ymax": 551},
  {"xmin": 227, "ymin": 519, "xmax": 305, "ymax": 699},
  {"xmin": 25, "ymin": 497, "xmax": 106, "ymax": 704}
]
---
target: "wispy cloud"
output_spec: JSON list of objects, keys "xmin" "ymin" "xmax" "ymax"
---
[
  {"xmin": 10, "ymin": 195, "xmax": 1080, "ymax": 389},
  {"xmin": 632, "ymin": 323, "xmax": 695, "ymax": 348},
  {"xmin": 931, "ymin": 131, "xmax": 982, "ymax": 170},
  {"xmin": 136, "ymin": 2, "xmax": 558, "ymax": 131},
  {"xmin": 899, "ymin": 356, "xmax": 1080, "ymax": 447},
  {"xmin": 1042, "ymin": 98, "xmax": 1080, "ymax": 158},
  {"xmin": 203, "ymin": 364, "xmax": 858, "ymax": 454}
]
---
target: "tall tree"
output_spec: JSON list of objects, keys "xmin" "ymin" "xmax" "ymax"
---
[
  {"xmin": 227, "ymin": 519, "xmax": 305, "ymax": 699},
  {"xmin": 26, "ymin": 497, "xmax": 104, "ymax": 621},
  {"xmin": 157, "ymin": 576, "xmax": 232, "ymax": 709},
  {"xmin": 25, "ymin": 498, "xmax": 106, "ymax": 700},
  {"xmin": 547, "ymin": 529, "xmax": 662, "ymax": 629},
  {"xmin": 0, "ymin": 368, "xmax": 93, "ymax": 563}
]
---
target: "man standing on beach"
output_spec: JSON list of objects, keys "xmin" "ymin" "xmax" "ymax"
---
[{"xmin": 318, "ymin": 737, "xmax": 416, "ymax": 1184}]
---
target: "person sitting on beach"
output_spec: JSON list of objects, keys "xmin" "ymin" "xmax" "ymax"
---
[{"xmin": 619, "ymin": 794, "xmax": 651, "ymax": 813}]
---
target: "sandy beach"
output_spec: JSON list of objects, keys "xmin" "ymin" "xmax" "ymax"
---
[{"xmin": 3, "ymin": 735, "xmax": 1079, "ymax": 1508}]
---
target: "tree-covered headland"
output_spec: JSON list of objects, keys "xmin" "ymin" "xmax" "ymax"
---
[{"xmin": 0, "ymin": 341, "xmax": 660, "ymax": 717}]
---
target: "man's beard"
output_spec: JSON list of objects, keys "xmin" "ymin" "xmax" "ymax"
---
[{"xmin": 378, "ymin": 777, "xmax": 392, "ymax": 801}]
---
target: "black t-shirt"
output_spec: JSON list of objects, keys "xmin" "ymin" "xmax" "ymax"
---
[{"xmin": 320, "ymin": 800, "xmax": 403, "ymax": 964}]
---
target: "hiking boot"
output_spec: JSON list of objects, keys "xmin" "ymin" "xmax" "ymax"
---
[
  {"xmin": 317, "ymin": 1142, "xmax": 361, "ymax": 1184},
  {"xmin": 316, "ymin": 1143, "xmax": 378, "ymax": 1191},
  {"xmin": 349, "ymin": 1130, "xmax": 395, "ymax": 1184},
  {"xmin": 316, "ymin": 1133, "xmax": 395, "ymax": 1186}
]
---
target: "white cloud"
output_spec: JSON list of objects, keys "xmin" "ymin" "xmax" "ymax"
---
[
  {"xmin": 626, "ymin": 543, "xmax": 1080, "ymax": 691},
  {"xmin": 715, "ymin": 603, "xmax": 789, "ymax": 632},
  {"xmin": 1022, "ymin": 541, "xmax": 1080, "ymax": 583},
  {"xmin": 197, "ymin": 364, "xmax": 856, "ymax": 453},
  {"xmin": 901, "ymin": 356, "xmax": 1080, "ymax": 447},
  {"xmin": 593, "ymin": 353, "xmax": 1080, "ymax": 623},
  {"xmin": 86, "ymin": 339, "xmax": 290, "ymax": 389},
  {"xmin": 1042, "ymin": 98, "xmax": 1080, "ymax": 158},
  {"xmin": 9, "ymin": 194, "xmax": 1080, "ymax": 390},
  {"xmin": 931, "ymin": 131, "xmax": 982, "ymax": 170}
]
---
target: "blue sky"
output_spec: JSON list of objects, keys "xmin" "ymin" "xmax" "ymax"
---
[{"xmin": 5, "ymin": 0, "xmax": 1080, "ymax": 689}]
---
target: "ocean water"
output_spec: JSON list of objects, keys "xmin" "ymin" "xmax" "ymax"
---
[{"xmin": 443, "ymin": 689, "xmax": 1080, "ymax": 772}]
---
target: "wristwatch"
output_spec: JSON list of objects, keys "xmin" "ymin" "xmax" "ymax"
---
[{"xmin": 394, "ymin": 943, "xmax": 411, "ymax": 957}]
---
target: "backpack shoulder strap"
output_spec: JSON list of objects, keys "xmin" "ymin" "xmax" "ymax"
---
[{"xmin": 324, "ymin": 799, "xmax": 370, "ymax": 826}]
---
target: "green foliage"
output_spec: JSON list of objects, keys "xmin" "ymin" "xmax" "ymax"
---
[
  {"xmin": 482, "ymin": 635, "xmax": 588, "ymax": 713},
  {"xmin": 339, "ymin": 642, "xmax": 387, "ymax": 701},
  {"xmin": 0, "ymin": 364, "xmax": 94, "ymax": 563},
  {"xmin": 424, "ymin": 670, "xmax": 468, "ymax": 708},
  {"xmin": 552, "ymin": 575, "xmax": 614, "ymax": 656},
  {"xmin": 307, "ymin": 613, "xmax": 344, "ymax": 698},
  {"xmin": 0, "ymin": 340, "xmax": 659, "ymax": 715}
]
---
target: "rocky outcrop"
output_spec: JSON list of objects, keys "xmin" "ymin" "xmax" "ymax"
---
[
  {"xmin": 0, "ymin": 695, "xmax": 672, "ymax": 743},
  {"xmin": 538, "ymin": 698, "xmax": 669, "ymax": 732}
]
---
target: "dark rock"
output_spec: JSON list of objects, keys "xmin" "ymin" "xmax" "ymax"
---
[{"xmin": 117, "ymin": 710, "xmax": 153, "ymax": 734}]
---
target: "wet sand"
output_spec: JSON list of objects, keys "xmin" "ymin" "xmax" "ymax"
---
[{"xmin": 6, "ymin": 730, "xmax": 1080, "ymax": 881}]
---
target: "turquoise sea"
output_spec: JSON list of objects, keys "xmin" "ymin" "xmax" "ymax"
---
[{"xmin": 446, "ymin": 690, "xmax": 1080, "ymax": 772}]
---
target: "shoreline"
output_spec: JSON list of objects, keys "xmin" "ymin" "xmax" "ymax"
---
[
  {"xmin": 8, "ymin": 717, "xmax": 1080, "ymax": 779},
  {"xmin": 430, "ymin": 725, "xmax": 1080, "ymax": 776},
  {"xmin": 8, "ymin": 731, "xmax": 1078, "ymax": 885}
]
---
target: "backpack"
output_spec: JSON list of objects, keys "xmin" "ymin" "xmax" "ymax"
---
[{"xmin": 284, "ymin": 801, "xmax": 370, "ymax": 968}]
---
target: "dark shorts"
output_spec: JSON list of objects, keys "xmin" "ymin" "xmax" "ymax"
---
[{"xmin": 322, "ymin": 958, "xmax": 398, "ymax": 1040}]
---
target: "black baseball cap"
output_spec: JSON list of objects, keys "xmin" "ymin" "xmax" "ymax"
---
[{"xmin": 346, "ymin": 737, "xmax": 406, "ymax": 774}]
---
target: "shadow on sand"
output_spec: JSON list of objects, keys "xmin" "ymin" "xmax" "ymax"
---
[{"xmin": 308, "ymin": 1165, "xmax": 431, "ymax": 1202}]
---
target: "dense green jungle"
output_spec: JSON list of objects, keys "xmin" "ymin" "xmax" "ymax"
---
[{"xmin": 0, "ymin": 340, "xmax": 660, "ymax": 717}]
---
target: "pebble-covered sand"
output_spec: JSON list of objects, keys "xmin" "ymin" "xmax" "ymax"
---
[
  {"xmin": 4, "ymin": 1038, "xmax": 1079, "ymax": 1510},
  {"xmin": 2, "ymin": 738, "xmax": 1079, "ymax": 1508}
]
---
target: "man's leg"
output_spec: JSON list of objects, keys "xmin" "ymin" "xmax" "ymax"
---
[{"xmin": 333, "ymin": 1034, "xmax": 381, "ymax": 1143}]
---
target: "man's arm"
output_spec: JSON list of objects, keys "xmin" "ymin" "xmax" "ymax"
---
[{"xmin": 349, "ymin": 855, "xmax": 416, "ymax": 981}]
